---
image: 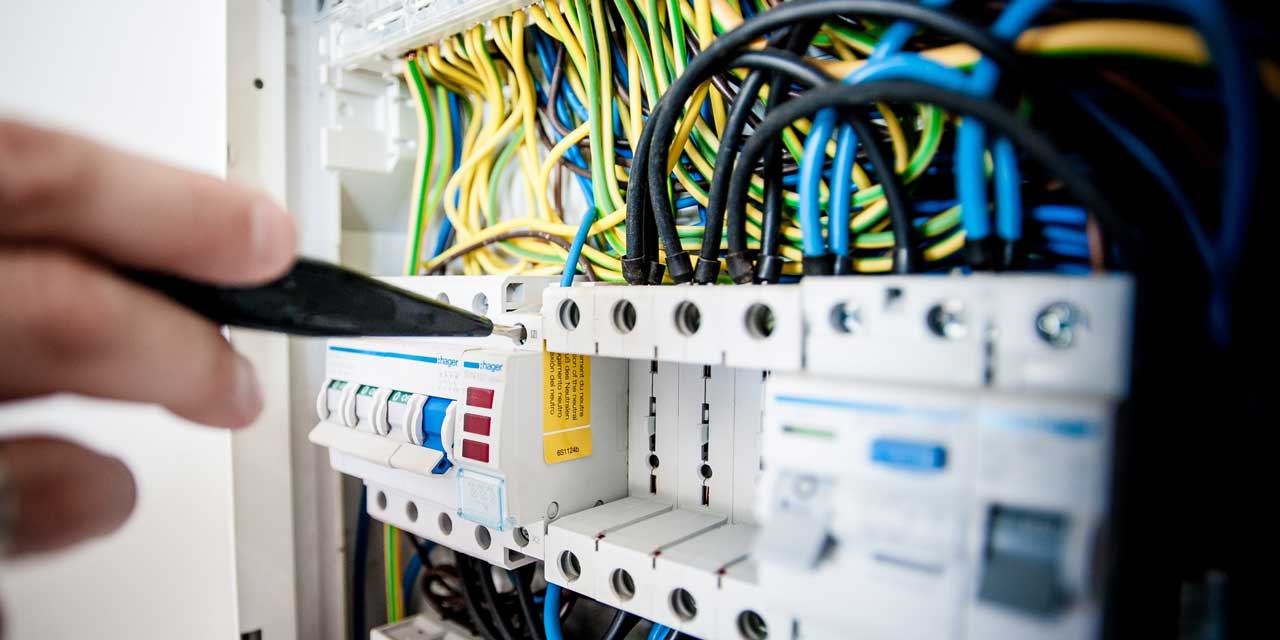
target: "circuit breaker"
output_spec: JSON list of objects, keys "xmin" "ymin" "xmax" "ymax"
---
[{"xmin": 309, "ymin": 276, "xmax": 629, "ymax": 567}]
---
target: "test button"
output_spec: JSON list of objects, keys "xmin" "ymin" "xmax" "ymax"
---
[{"xmin": 466, "ymin": 387, "xmax": 495, "ymax": 409}]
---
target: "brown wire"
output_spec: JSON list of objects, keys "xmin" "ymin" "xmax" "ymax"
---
[
  {"xmin": 426, "ymin": 230, "xmax": 597, "ymax": 281},
  {"xmin": 1086, "ymin": 213, "xmax": 1106, "ymax": 272},
  {"xmin": 536, "ymin": 117, "xmax": 593, "ymax": 178},
  {"xmin": 1095, "ymin": 69, "xmax": 1218, "ymax": 169},
  {"xmin": 554, "ymin": 161, "xmax": 566, "ymax": 218}
]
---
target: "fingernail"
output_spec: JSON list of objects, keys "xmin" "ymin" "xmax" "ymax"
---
[
  {"xmin": 232, "ymin": 355, "xmax": 264, "ymax": 427},
  {"xmin": 249, "ymin": 197, "xmax": 295, "ymax": 274}
]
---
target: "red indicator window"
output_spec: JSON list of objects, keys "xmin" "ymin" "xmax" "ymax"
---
[
  {"xmin": 466, "ymin": 387, "xmax": 495, "ymax": 409},
  {"xmin": 463, "ymin": 413, "xmax": 492, "ymax": 436},
  {"xmin": 462, "ymin": 439, "xmax": 490, "ymax": 463}
]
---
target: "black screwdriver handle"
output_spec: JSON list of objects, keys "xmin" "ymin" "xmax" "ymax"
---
[{"xmin": 127, "ymin": 258, "xmax": 495, "ymax": 338}]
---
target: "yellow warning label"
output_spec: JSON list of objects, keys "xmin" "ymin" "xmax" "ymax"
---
[{"xmin": 542, "ymin": 347, "xmax": 592, "ymax": 464}]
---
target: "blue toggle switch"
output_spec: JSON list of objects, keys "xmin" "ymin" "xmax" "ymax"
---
[{"xmin": 421, "ymin": 396, "xmax": 455, "ymax": 475}]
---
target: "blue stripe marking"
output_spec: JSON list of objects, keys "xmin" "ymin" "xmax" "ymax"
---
[
  {"xmin": 329, "ymin": 346, "xmax": 438, "ymax": 364},
  {"xmin": 775, "ymin": 395, "xmax": 964, "ymax": 422},
  {"xmin": 986, "ymin": 414, "xmax": 1096, "ymax": 439},
  {"xmin": 776, "ymin": 395, "xmax": 905, "ymax": 415},
  {"xmin": 464, "ymin": 362, "xmax": 480, "ymax": 369}
]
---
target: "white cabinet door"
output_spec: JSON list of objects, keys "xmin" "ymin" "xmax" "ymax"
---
[{"xmin": 0, "ymin": 1, "xmax": 294, "ymax": 638}]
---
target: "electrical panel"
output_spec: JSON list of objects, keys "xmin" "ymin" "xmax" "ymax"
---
[
  {"xmin": 308, "ymin": 273, "xmax": 1131, "ymax": 639},
  {"xmin": 281, "ymin": 0, "xmax": 1229, "ymax": 637}
]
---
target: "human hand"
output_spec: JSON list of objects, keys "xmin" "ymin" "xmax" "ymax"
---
[{"xmin": 0, "ymin": 120, "xmax": 296, "ymax": 567}]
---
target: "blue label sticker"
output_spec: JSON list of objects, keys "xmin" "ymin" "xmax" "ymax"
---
[{"xmin": 871, "ymin": 439, "xmax": 947, "ymax": 472}]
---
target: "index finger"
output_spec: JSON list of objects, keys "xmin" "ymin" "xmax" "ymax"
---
[{"xmin": 0, "ymin": 119, "xmax": 295, "ymax": 285}]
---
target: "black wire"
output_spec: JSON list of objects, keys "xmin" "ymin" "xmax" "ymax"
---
[
  {"xmin": 513, "ymin": 565, "xmax": 544, "ymax": 640},
  {"xmin": 758, "ymin": 21, "xmax": 823, "ymax": 283},
  {"xmin": 724, "ymin": 80, "xmax": 1132, "ymax": 264},
  {"xmin": 693, "ymin": 50, "xmax": 833, "ymax": 282},
  {"xmin": 403, "ymin": 531, "xmax": 432, "ymax": 567},
  {"xmin": 476, "ymin": 560, "xmax": 522, "ymax": 640},
  {"xmin": 623, "ymin": 99, "xmax": 660, "ymax": 283},
  {"xmin": 696, "ymin": 69, "xmax": 768, "ymax": 283},
  {"xmin": 400, "ymin": 532, "xmax": 432, "ymax": 615},
  {"xmin": 846, "ymin": 110, "xmax": 916, "ymax": 272},
  {"xmin": 351, "ymin": 493, "xmax": 369, "ymax": 640},
  {"xmin": 456, "ymin": 555, "xmax": 507, "ymax": 640},
  {"xmin": 640, "ymin": 0, "xmax": 1022, "ymax": 282},
  {"xmin": 599, "ymin": 610, "xmax": 641, "ymax": 640},
  {"xmin": 641, "ymin": 49, "xmax": 833, "ymax": 283}
]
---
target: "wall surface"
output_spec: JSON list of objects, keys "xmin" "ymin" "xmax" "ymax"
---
[{"xmin": 0, "ymin": 2, "xmax": 241, "ymax": 638}]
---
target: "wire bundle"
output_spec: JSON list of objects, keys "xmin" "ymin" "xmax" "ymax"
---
[
  {"xmin": 398, "ymin": 0, "xmax": 1246, "ymax": 292},
  {"xmin": 370, "ymin": 3, "xmax": 1274, "ymax": 636}
]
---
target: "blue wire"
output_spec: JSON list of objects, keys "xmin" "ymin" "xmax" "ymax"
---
[
  {"xmin": 992, "ymin": 137, "xmax": 1023, "ymax": 242},
  {"xmin": 1032, "ymin": 205, "xmax": 1088, "ymax": 226},
  {"xmin": 1088, "ymin": 0, "xmax": 1257, "ymax": 272},
  {"xmin": 402, "ymin": 553, "xmax": 422, "ymax": 608},
  {"xmin": 1179, "ymin": 0, "xmax": 1255, "ymax": 345},
  {"xmin": 822, "ymin": 56, "xmax": 973, "ymax": 258},
  {"xmin": 1054, "ymin": 263, "xmax": 1093, "ymax": 275},
  {"xmin": 647, "ymin": 623, "xmax": 672, "ymax": 640},
  {"xmin": 612, "ymin": 44, "xmax": 629, "ymax": 89},
  {"xmin": 1046, "ymin": 241, "xmax": 1091, "ymax": 259},
  {"xmin": 955, "ymin": 0, "xmax": 1053, "ymax": 246},
  {"xmin": 916, "ymin": 199, "xmax": 960, "ymax": 214},
  {"xmin": 817, "ymin": 0, "xmax": 1047, "ymax": 254},
  {"xmin": 563, "ymin": 208, "xmax": 598, "ymax": 287},
  {"xmin": 1073, "ymin": 93, "xmax": 1215, "ymax": 269},
  {"xmin": 871, "ymin": 21, "xmax": 926, "ymax": 61},
  {"xmin": 804, "ymin": 0, "xmax": 957, "ymax": 258},
  {"xmin": 532, "ymin": 35, "xmax": 601, "ymax": 203},
  {"xmin": 532, "ymin": 30, "xmax": 590, "ymax": 127},
  {"xmin": 1041, "ymin": 224, "xmax": 1090, "ymax": 245},
  {"xmin": 828, "ymin": 124, "xmax": 859, "ymax": 257},
  {"xmin": 798, "ymin": 111, "xmax": 835, "ymax": 256},
  {"xmin": 544, "ymin": 584, "xmax": 565, "ymax": 640}
]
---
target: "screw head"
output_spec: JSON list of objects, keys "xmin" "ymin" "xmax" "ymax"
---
[
  {"xmin": 546, "ymin": 501, "xmax": 560, "ymax": 520},
  {"xmin": 791, "ymin": 474, "xmax": 818, "ymax": 499},
  {"xmin": 926, "ymin": 300, "xmax": 968, "ymax": 340},
  {"xmin": 830, "ymin": 302, "xmax": 862, "ymax": 334},
  {"xmin": 1036, "ymin": 302, "xmax": 1084, "ymax": 348}
]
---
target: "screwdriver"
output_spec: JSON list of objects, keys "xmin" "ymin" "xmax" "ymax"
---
[{"xmin": 127, "ymin": 257, "xmax": 528, "ymax": 342}]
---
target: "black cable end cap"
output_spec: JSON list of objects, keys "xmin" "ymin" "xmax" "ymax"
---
[
  {"xmin": 755, "ymin": 254, "xmax": 784, "ymax": 283},
  {"xmin": 645, "ymin": 261, "xmax": 667, "ymax": 285},
  {"xmin": 666, "ymin": 251, "xmax": 694, "ymax": 283},
  {"xmin": 833, "ymin": 255, "xmax": 856, "ymax": 275},
  {"xmin": 964, "ymin": 238, "xmax": 998, "ymax": 271},
  {"xmin": 802, "ymin": 254, "xmax": 835, "ymax": 276},
  {"xmin": 621, "ymin": 257, "xmax": 648, "ymax": 285},
  {"xmin": 693, "ymin": 258, "xmax": 721, "ymax": 284},
  {"xmin": 725, "ymin": 252, "xmax": 754, "ymax": 284},
  {"xmin": 892, "ymin": 247, "xmax": 915, "ymax": 274},
  {"xmin": 1001, "ymin": 238, "xmax": 1028, "ymax": 270}
]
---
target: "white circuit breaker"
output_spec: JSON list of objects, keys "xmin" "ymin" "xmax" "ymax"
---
[
  {"xmin": 755, "ymin": 376, "xmax": 1113, "ymax": 640},
  {"xmin": 309, "ymin": 276, "xmax": 628, "ymax": 567}
]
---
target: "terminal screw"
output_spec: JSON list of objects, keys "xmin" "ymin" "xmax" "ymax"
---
[
  {"xmin": 1036, "ymin": 302, "xmax": 1084, "ymax": 349},
  {"xmin": 830, "ymin": 302, "xmax": 862, "ymax": 334},
  {"xmin": 926, "ymin": 300, "xmax": 968, "ymax": 340}
]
